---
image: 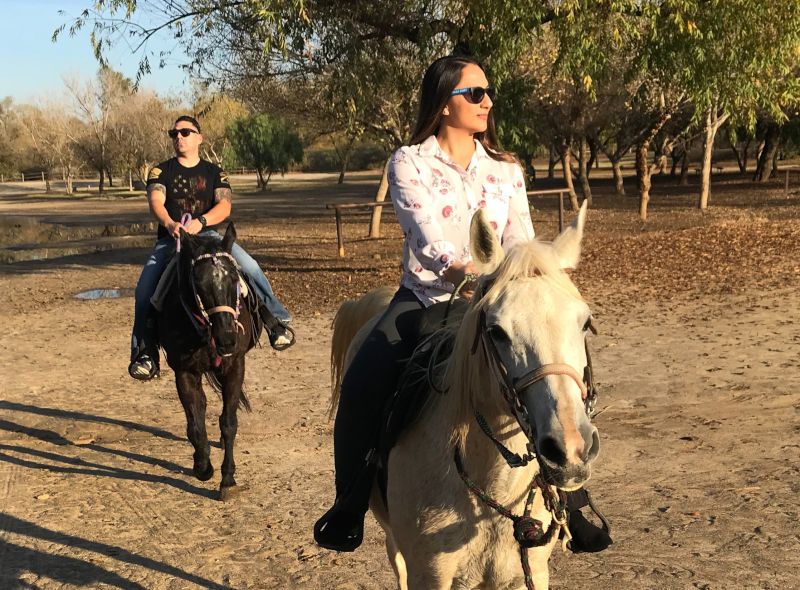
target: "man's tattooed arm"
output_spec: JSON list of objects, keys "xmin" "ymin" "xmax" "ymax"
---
[{"xmin": 214, "ymin": 187, "xmax": 232, "ymax": 203}]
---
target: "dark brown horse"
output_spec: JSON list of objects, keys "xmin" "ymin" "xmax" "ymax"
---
[{"xmin": 159, "ymin": 223, "xmax": 261, "ymax": 500}]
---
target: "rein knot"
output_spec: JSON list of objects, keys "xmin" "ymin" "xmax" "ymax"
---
[{"xmin": 513, "ymin": 515, "xmax": 547, "ymax": 548}]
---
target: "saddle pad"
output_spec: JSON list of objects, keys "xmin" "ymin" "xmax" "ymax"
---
[{"xmin": 150, "ymin": 256, "xmax": 178, "ymax": 311}]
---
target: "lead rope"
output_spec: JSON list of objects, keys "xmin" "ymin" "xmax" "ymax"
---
[{"xmin": 454, "ymin": 450, "xmax": 562, "ymax": 590}]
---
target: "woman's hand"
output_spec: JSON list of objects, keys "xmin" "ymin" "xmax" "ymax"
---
[{"xmin": 443, "ymin": 260, "xmax": 479, "ymax": 299}]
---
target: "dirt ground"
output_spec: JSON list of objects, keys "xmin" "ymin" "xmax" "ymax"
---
[{"xmin": 1, "ymin": 170, "xmax": 799, "ymax": 589}]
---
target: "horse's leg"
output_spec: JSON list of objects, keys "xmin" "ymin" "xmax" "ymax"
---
[
  {"xmin": 175, "ymin": 370, "xmax": 213, "ymax": 481},
  {"xmin": 385, "ymin": 534, "xmax": 408, "ymax": 590},
  {"xmin": 218, "ymin": 357, "xmax": 244, "ymax": 500}
]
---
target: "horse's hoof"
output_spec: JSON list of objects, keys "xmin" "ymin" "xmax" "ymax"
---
[
  {"xmin": 194, "ymin": 462, "xmax": 214, "ymax": 482},
  {"xmin": 219, "ymin": 484, "xmax": 240, "ymax": 501}
]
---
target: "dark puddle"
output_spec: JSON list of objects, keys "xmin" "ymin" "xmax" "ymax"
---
[{"xmin": 74, "ymin": 288, "xmax": 135, "ymax": 300}]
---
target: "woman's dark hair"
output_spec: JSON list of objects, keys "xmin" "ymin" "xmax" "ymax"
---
[{"xmin": 408, "ymin": 55, "xmax": 513, "ymax": 162}]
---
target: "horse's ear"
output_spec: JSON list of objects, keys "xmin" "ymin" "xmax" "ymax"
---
[
  {"xmin": 221, "ymin": 223, "xmax": 236, "ymax": 252},
  {"xmin": 470, "ymin": 208, "xmax": 505, "ymax": 274},
  {"xmin": 552, "ymin": 200, "xmax": 588, "ymax": 270}
]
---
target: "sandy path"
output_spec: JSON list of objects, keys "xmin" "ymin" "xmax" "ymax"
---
[{"xmin": 1, "ymin": 254, "xmax": 798, "ymax": 589}]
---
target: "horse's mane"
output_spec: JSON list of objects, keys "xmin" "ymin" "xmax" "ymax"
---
[{"xmin": 404, "ymin": 239, "xmax": 584, "ymax": 452}]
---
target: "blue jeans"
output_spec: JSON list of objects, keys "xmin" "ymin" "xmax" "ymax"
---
[{"xmin": 131, "ymin": 230, "xmax": 291, "ymax": 358}]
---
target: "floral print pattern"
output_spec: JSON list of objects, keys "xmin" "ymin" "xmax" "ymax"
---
[{"xmin": 388, "ymin": 135, "xmax": 535, "ymax": 306}]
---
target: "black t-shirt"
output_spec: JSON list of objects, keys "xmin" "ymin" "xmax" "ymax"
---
[{"xmin": 146, "ymin": 158, "xmax": 231, "ymax": 239}]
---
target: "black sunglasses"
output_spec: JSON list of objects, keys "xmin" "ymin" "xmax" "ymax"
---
[
  {"xmin": 168, "ymin": 128, "xmax": 199, "ymax": 139},
  {"xmin": 450, "ymin": 86, "xmax": 495, "ymax": 104}
]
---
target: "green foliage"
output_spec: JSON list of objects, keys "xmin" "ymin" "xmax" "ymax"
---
[
  {"xmin": 302, "ymin": 143, "xmax": 388, "ymax": 173},
  {"xmin": 227, "ymin": 114, "xmax": 303, "ymax": 185}
]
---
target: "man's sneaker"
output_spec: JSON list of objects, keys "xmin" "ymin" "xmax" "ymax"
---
[
  {"xmin": 128, "ymin": 353, "xmax": 159, "ymax": 381},
  {"xmin": 269, "ymin": 322, "xmax": 296, "ymax": 351}
]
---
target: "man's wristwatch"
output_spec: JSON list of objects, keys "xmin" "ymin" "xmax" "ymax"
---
[{"xmin": 198, "ymin": 215, "xmax": 208, "ymax": 228}]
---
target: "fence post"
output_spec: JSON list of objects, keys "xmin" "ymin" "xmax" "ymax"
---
[
  {"xmin": 786, "ymin": 168, "xmax": 790, "ymax": 198},
  {"xmin": 21, "ymin": 173, "xmax": 24, "ymax": 182},
  {"xmin": 558, "ymin": 191, "xmax": 565, "ymax": 233}
]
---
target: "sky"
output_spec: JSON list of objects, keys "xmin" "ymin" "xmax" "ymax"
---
[{"xmin": 0, "ymin": 0, "xmax": 190, "ymax": 103}]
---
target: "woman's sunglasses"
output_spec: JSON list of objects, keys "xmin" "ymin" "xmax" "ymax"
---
[
  {"xmin": 168, "ymin": 128, "xmax": 199, "ymax": 139},
  {"xmin": 450, "ymin": 86, "xmax": 495, "ymax": 104}
]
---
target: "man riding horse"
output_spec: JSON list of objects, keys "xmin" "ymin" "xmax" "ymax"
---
[{"xmin": 129, "ymin": 115, "xmax": 294, "ymax": 381}]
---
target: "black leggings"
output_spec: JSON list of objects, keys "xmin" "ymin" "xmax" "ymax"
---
[{"xmin": 331, "ymin": 287, "xmax": 424, "ymax": 510}]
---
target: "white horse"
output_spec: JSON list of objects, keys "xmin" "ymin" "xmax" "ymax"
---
[{"xmin": 330, "ymin": 203, "xmax": 599, "ymax": 590}]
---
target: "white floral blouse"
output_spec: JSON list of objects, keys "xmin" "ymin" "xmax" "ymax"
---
[{"xmin": 388, "ymin": 135, "xmax": 535, "ymax": 306}]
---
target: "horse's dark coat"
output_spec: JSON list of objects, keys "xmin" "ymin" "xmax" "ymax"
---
[{"xmin": 158, "ymin": 224, "xmax": 262, "ymax": 498}]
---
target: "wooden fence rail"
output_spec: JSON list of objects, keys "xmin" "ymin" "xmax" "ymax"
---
[{"xmin": 326, "ymin": 186, "xmax": 572, "ymax": 258}]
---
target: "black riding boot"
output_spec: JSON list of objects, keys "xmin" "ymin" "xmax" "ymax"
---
[
  {"xmin": 258, "ymin": 304, "xmax": 295, "ymax": 350},
  {"xmin": 313, "ymin": 455, "xmax": 377, "ymax": 552},
  {"xmin": 314, "ymin": 289, "xmax": 425, "ymax": 552},
  {"xmin": 565, "ymin": 488, "xmax": 612, "ymax": 553}
]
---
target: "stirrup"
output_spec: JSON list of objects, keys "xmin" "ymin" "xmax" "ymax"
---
[
  {"xmin": 565, "ymin": 490, "xmax": 612, "ymax": 554},
  {"xmin": 269, "ymin": 322, "xmax": 296, "ymax": 351},
  {"xmin": 313, "ymin": 505, "xmax": 364, "ymax": 552},
  {"xmin": 128, "ymin": 353, "xmax": 159, "ymax": 381}
]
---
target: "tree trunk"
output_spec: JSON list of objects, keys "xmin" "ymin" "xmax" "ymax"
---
[
  {"xmin": 547, "ymin": 145, "xmax": 557, "ymax": 180},
  {"xmin": 107, "ymin": 168, "xmax": 114, "ymax": 188},
  {"xmin": 128, "ymin": 170, "xmax": 133, "ymax": 192},
  {"xmin": 576, "ymin": 137, "xmax": 592, "ymax": 205},
  {"xmin": 754, "ymin": 123, "xmax": 780, "ymax": 182},
  {"xmin": 636, "ymin": 141, "xmax": 652, "ymax": 222},
  {"xmin": 369, "ymin": 158, "xmax": 391, "ymax": 238},
  {"xmin": 728, "ymin": 130, "xmax": 746, "ymax": 173},
  {"xmin": 98, "ymin": 168, "xmax": 105, "ymax": 195},
  {"xmin": 256, "ymin": 168, "xmax": 267, "ymax": 190},
  {"xmin": 771, "ymin": 148, "xmax": 779, "ymax": 179},
  {"xmin": 669, "ymin": 146, "xmax": 682, "ymax": 176},
  {"xmin": 586, "ymin": 136, "xmax": 599, "ymax": 175},
  {"xmin": 560, "ymin": 144, "xmax": 579, "ymax": 211},
  {"xmin": 66, "ymin": 173, "xmax": 74, "ymax": 195},
  {"xmin": 611, "ymin": 159, "xmax": 625, "ymax": 197},
  {"xmin": 337, "ymin": 140, "xmax": 355, "ymax": 184},
  {"xmin": 699, "ymin": 108, "xmax": 729, "ymax": 210},
  {"xmin": 44, "ymin": 172, "xmax": 51, "ymax": 193},
  {"xmin": 742, "ymin": 137, "xmax": 751, "ymax": 173},
  {"xmin": 679, "ymin": 149, "xmax": 690, "ymax": 186}
]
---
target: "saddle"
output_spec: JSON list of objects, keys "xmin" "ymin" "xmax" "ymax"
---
[{"xmin": 374, "ymin": 298, "xmax": 469, "ymax": 502}]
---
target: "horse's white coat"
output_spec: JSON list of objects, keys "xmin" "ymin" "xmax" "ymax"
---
[{"xmin": 331, "ymin": 202, "xmax": 596, "ymax": 589}]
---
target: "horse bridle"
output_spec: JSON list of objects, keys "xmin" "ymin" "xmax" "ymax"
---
[
  {"xmin": 188, "ymin": 252, "xmax": 245, "ymax": 334},
  {"xmin": 177, "ymin": 251, "xmax": 246, "ymax": 369},
  {"xmin": 470, "ymin": 307, "xmax": 598, "ymax": 467}
]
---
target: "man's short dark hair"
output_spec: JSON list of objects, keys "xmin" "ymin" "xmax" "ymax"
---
[{"xmin": 174, "ymin": 115, "xmax": 201, "ymax": 133}]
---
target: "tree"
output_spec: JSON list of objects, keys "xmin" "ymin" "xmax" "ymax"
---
[
  {"xmin": 18, "ymin": 104, "xmax": 85, "ymax": 194},
  {"xmin": 645, "ymin": 1, "xmax": 800, "ymax": 209},
  {"xmin": 0, "ymin": 98, "xmax": 22, "ymax": 177},
  {"xmin": 65, "ymin": 67, "xmax": 134, "ymax": 194},
  {"xmin": 227, "ymin": 114, "xmax": 303, "ymax": 189},
  {"xmin": 191, "ymin": 92, "xmax": 249, "ymax": 165}
]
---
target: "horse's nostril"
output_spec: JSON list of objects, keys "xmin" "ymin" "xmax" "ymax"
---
[
  {"xmin": 539, "ymin": 437, "xmax": 566, "ymax": 467},
  {"xmin": 583, "ymin": 430, "xmax": 601, "ymax": 463}
]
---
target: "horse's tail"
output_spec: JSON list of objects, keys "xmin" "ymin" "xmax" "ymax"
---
[
  {"xmin": 205, "ymin": 371, "xmax": 252, "ymax": 413},
  {"xmin": 329, "ymin": 286, "xmax": 395, "ymax": 419}
]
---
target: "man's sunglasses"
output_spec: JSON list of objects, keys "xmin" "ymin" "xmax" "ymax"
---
[
  {"xmin": 168, "ymin": 128, "xmax": 199, "ymax": 139},
  {"xmin": 450, "ymin": 86, "xmax": 495, "ymax": 104}
]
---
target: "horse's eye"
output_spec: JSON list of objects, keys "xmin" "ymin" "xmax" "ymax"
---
[{"xmin": 487, "ymin": 324, "xmax": 511, "ymax": 344}]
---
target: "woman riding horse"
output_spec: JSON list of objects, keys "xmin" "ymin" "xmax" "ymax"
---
[{"xmin": 313, "ymin": 55, "xmax": 611, "ymax": 554}]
